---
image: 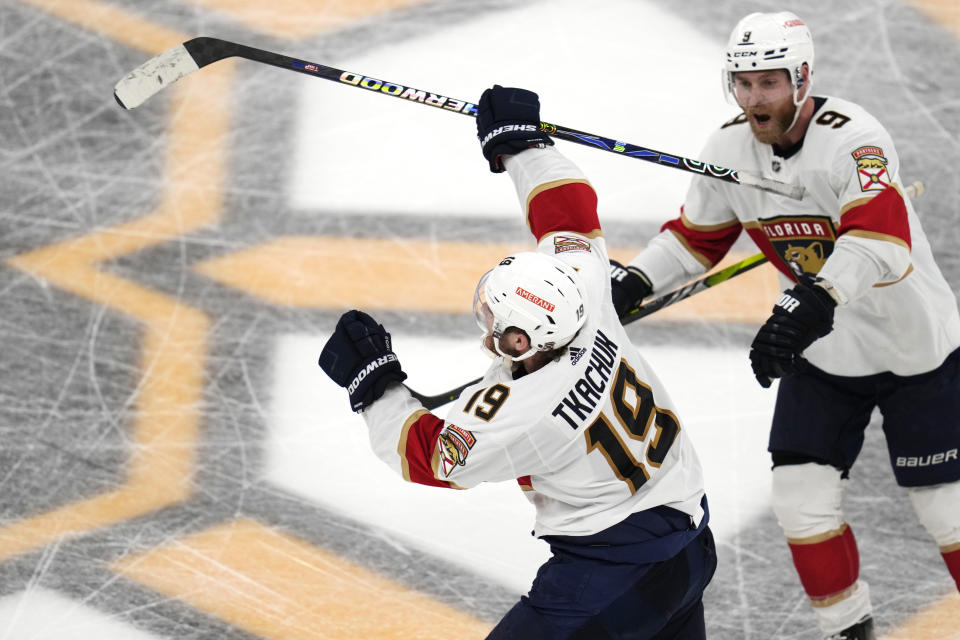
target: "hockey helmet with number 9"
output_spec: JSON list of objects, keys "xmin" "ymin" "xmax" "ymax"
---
[
  {"xmin": 473, "ymin": 252, "xmax": 587, "ymax": 361},
  {"xmin": 723, "ymin": 11, "xmax": 814, "ymax": 108}
]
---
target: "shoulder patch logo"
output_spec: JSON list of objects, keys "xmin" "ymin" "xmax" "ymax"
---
[
  {"xmin": 554, "ymin": 235, "xmax": 591, "ymax": 253},
  {"xmin": 852, "ymin": 146, "xmax": 889, "ymax": 192},
  {"xmin": 437, "ymin": 424, "xmax": 476, "ymax": 477}
]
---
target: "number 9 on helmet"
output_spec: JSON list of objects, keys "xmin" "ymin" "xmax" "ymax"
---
[{"xmin": 472, "ymin": 252, "xmax": 587, "ymax": 362}]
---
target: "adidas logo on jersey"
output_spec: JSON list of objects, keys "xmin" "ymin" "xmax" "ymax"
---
[{"xmin": 569, "ymin": 347, "xmax": 586, "ymax": 365}]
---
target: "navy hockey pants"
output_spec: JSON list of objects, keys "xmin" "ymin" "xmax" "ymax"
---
[{"xmin": 486, "ymin": 504, "xmax": 716, "ymax": 640}]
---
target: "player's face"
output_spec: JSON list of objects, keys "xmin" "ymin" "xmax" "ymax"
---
[{"xmin": 732, "ymin": 70, "xmax": 797, "ymax": 144}]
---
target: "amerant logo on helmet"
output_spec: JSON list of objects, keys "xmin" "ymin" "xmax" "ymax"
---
[{"xmin": 515, "ymin": 287, "xmax": 555, "ymax": 312}]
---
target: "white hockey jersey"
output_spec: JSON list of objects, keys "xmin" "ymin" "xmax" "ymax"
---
[
  {"xmin": 364, "ymin": 147, "xmax": 706, "ymax": 538},
  {"xmin": 632, "ymin": 95, "xmax": 960, "ymax": 376}
]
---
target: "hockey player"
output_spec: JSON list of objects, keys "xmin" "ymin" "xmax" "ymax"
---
[
  {"xmin": 318, "ymin": 85, "xmax": 716, "ymax": 639},
  {"xmin": 609, "ymin": 11, "xmax": 960, "ymax": 640}
]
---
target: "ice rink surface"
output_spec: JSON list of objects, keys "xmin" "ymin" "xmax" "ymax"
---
[{"xmin": 1, "ymin": 0, "xmax": 959, "ymax": 638}]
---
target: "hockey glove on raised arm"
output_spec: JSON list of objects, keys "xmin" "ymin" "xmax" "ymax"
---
[
  {"xmin": 749, "ymin": 278, "xmax": 837, "ymax": 388},
  {"xmin": 609, "ymin": 260, "xmax": 654, "ymax": 319},
  {"xmin": 476, "ymin": 85, "xmax": 554, "ymax": 173},
  {"xmin": 318, "ymin": 310, "xmax": 407, "ymax": 412}
]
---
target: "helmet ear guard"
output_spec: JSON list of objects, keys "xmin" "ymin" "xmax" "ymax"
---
[
  {"xmin": 722, "ymin": 11, "xmax": 815, "ymax": 108},
  {"xmin": 473, "ymin": 252, "xmax": 588, "ymax": 362}
]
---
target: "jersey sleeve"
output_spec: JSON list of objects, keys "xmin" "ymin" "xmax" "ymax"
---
[
  {"xmin": 504, "ymin": 146, "xmax": 613, "ymax": 309},
  {"xmin": 503, "ymin": 146, "xmax": 600, "ymax": 242},
  {"xmin": 817, "ymin": 121, "xmax": 913, "ymax": 303},
  {"xmin": 362, "ymin": 382, "xmax": 553, "ymax": 490}
]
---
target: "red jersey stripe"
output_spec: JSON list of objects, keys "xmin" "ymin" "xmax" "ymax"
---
[
  {"xmin": 397, "ymin": 410, "xmax": 454, "ymax": 489},
  {"xmin": 838, "ymin": 185, "xmax": 911, "ymax": 249},
  {"xmin": 661, "ymin": 214, "xmax": 743, "ymax": 269},
  {"xmin": 527, "ymin": 181, "xmax": 601, "ymax": 241}
]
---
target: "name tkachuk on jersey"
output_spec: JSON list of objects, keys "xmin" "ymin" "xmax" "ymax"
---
[{"xmin": 551, "ymin": 329, "xmax": 619, "ymax": 430}]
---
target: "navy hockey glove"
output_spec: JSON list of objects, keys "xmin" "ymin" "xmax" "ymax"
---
[
  {"xmin": 609, "ymin": 260, "xmax": 654, "ymax": 319},
  {"xmin": 476, "ymin": 85, "xmax": 553, "ymax": 173},
  {"xmin": 749, "ymin": 278, "xmax": 837, "ymax": 388},
  {"xmin": 318, "ymin": 310, "xmax": 407, "ymax": 412}
]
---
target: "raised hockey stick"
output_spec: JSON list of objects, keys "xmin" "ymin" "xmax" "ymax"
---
[
  {"xmin": 407, "ymin": 179, "xmax": 926, "ymax": 409},
  {"xmin": 113, "ymin": 36, "xmax": 804, "ymax": 200}
]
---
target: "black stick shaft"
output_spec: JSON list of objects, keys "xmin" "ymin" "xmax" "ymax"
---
[{"xmin": 179, "ymin": 37, "xmax": 801, "ymax": 198}]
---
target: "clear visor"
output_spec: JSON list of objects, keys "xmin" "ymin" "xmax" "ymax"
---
[
  {"xmin": 472, "ymin": 269, "xmax": 494, "ymax": 333},
  {"xmin": 727, "ymin": 70, "xmax": 797, "ymax": 107}
]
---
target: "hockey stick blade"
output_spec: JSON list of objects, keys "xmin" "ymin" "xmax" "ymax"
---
[
  {"xmin": 115, "ymin": 44, "xmax": 201, "ymax": 109},
  {"xmin": 114, "ymin": 37, "xmax": 803, "ymax": 199}
]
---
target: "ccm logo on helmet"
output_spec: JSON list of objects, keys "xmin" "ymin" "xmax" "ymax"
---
[
  {"xmin": 347, "ymin": 354, "xmax": 398, "ymax": 394},
  {"xmin": 515, "ymin": 287, "xmax": 555, "ymax": 312}
]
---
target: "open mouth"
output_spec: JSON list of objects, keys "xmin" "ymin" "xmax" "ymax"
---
[{"xmin": 752, "ymin": 113, "xmax": 772, "ymax": 127}]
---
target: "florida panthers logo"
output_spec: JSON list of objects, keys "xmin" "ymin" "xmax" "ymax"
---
[
  {"xmin": 852, "ymin": 146, "xmax": 890, "ymax": 192},
  {"xmin": 436, "ymin": 424, "xmax": 476, "ymax": 477},
  {"xmin": 783, "ymin": 241, "xmax": 826, "ymax": 276},
  {"xmin": 748, "ymin": 215, "xmax": 837, "ymax": 281}
]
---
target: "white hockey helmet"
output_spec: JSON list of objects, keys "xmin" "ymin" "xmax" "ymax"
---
[
  {"xmin": 473, "ymin": 252, "xmax": 587, "ymax": 361},
  {"xmin": 723, "ymin": 11, "xmax": 814, "ymax": 107}
]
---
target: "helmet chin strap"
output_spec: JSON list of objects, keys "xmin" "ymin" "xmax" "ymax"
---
[{"xmin": 784, "ymin": 71, "xmax": 812, "ymax": 136}]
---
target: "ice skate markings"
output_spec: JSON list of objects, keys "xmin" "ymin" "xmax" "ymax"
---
[
  {"xmin": 181, "ymin": 0, "xmax": 436, "ymax": 39},
  {"xmin": 909, "ymin": 0, "xmax": 960, "ymax": 39},
  {"xmin": 881, "ymin": 592, "xmax": 960, "ymax": 639},
  {"xmin": 194, "ymin": 237, "xmax": 776, "ymax": 322},
  {"xmin": 0, "ymin": 588, "xmax": 165, "ymax": 640},
  {"xmin": 1, "ymin": 5, "xmax": 233, "ymax": 561},
  {"xmin": 18, "ymin": 0, "xmax": 187, "ymax": 53},
  {"xmin": 111, "ymin": 518, "xmax": 492, "ymax": 639}
]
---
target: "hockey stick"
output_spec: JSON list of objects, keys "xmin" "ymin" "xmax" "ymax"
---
[
  {"xmin": 407, "ymin": 251, "xmax": 769, "ymax": 409},
  {"xmin": 407, "ymin": 179, "xmax": 926, "ymax": 409},
  {"xmin": 113, "ymin": 36, "xmax": 804, "ymax": 200}
]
